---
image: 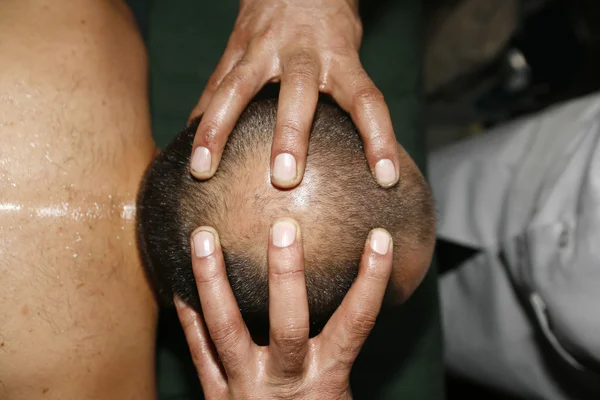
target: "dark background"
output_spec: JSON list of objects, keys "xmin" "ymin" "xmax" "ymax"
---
[{"xmin": 424, "ymin": 0, "xmax": 600, "ymax": 151}]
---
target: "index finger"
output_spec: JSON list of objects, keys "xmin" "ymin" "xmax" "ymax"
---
[
  {"xmin": 190, "ymin": 43, "xmax": 270, "ymax": 180},
  {"xmin": 319, "ymin": 228, "xmax": 393, "ymax": 369},
  {"xmin": 189, "ymin": 42, "xmax": 246, "ymax": 122},
  {"xmin": 328, "ymin": 59, "xmax": 400, "ymax": 188}
]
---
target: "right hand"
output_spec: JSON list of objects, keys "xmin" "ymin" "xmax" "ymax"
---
[
  {"xmin": 188, "ymin": 0, "xmax": 401, "ymax": 190},
  {"xmin": 174, "ymin": 218, "xmax": 394, "ymax": 399}
]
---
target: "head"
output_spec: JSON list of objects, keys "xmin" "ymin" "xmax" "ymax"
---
[{"xmin": 137, "ymin": 91, "xmax": 435, "ymax": 340}]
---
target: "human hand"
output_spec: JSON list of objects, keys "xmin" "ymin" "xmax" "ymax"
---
[
  {"xmin": 189, "ymin": 0, "xmax": 400, "ymax": 189},
  {"xmin": 174, "ymin": 218, "xmax": 394, "ymax": 399}
]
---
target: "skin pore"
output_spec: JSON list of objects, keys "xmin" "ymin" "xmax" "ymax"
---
[{"xmin": 0, "ymin": 1, "xmax": 157, "ymax": 399}]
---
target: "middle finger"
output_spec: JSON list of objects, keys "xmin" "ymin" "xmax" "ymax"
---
[
  {"xmin": 267, "ymin": 218, "xmax": 310, "ymax": 378},
  {"xmin": 270, "ymin": 49, "xmax": 320, "ymax": 188}
]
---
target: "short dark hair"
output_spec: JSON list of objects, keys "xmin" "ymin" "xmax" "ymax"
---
[{"xmin": 137, "ymin": 91, "xmax": 434, "ymax": 339}]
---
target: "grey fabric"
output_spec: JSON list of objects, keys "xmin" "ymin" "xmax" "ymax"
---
[{"xmin": 430, "ymin": 93, "xmax": 600, "ymax": 399}]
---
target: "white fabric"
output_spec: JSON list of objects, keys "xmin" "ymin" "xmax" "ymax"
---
[{"xmin": 430, "ymin": 92, "xmax": 600, "ymax": 399}]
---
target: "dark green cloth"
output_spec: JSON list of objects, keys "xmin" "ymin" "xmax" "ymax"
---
[{"xmin": 145, "ymin": 1, "xmax": 444, "ymax": 398}]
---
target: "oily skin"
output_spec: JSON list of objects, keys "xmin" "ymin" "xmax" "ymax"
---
[
  {"xmin": 0, "ymin": 1, "xmax": 157, "ymax": 399},
  {"xmin": 190, "ymin": 0, "xmax": 402, "ymax": 189}
]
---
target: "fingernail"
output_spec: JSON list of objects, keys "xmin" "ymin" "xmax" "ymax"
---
[
  {"xmin": 272, "ymin": 219, "xmax": 297, "ymax": 248},
  {"xmin": 370, "ymin": 229, "xmax": 391, "ymax": 255},
  {"xmin": 272, "ymin": 153, "xmax": 297, "ymax": 183},
  {"xmin": 193, "ymin": 230, "xmax": 215, "ymax": 258},
  {"xmin": 173, "ymin": 295, "xmax": 186, "ymax": 309},
  {"xmin": 191, "ymin": 147, "xmax": 211, "ymax": 175},
  {"xmin": 375, "ymin": 159, "xmax": 397, "ymax": 187}
]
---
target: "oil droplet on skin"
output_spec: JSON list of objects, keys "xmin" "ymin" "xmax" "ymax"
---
[
  {"xmin": 0, "ymin": 204, "xmax": 21, "ymax": 211},
  {"xmin": 0, "ymin": 200, "xmax": 136, "ymax": 221},
  {"xmin": 120, "ymin": 204, "xmax": 135, "ymax": 220},
  {"xmin": 0, "ymin": 196, "xmax": 137, "ymax": 260}
]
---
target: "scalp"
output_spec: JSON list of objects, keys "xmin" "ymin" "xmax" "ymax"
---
[{"xmin": 138, "ymin": 95, "xmax": 436, "ymax": 336}]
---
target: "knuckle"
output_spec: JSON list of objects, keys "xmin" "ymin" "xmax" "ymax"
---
[
  {"xmin": 217, "ymin": 346, "xmax": 243, "ymax": 369},
  {"xmin": 286, "ymin": 52, "xmax": 318, "ymax": 79},
  {"xmin": 331, "ymin": 46, "xmax": 355, "ymax": 59},
  {"xmin": 328, "ymin": 39, "xmax": 357, "ymax": 58},
  {"xmin": 179, "ymin": 316, "xmax": 198, "ymax": 333},
  {"xmin": 206, "ymin": 73, "xmax": 222, "ymax": 91},
  {"xmin": 352, "ymin": 86, "xmax": 384, "ymax": 109},
  {"xmin": 277, "ymin": 120, "xmax": 304, "ymax": 141},
  {"xmin": 190, "ymin": 260, "xmax": 221, "ymax": 285},
  {"xmin": 209, "ymin": 318, "xmax": 244, "ymax": 348},
  {"xmin": 222, "ymin": 69, "xmax": 249, "ymax": 91},
  {"xmin": 256, "ymin": 27, "xmax": 276, "ymax": 43},
  {"xmin": 286, "ymin": 67, "xmax": 318, "ymax": 85},
  {"xmin": 223, "ymin": 59, "xmax": 257, "ymax": 91},
  {"xmin": 193, "ymin": 268, "xmax": 219, "ymax": 286},
  {"xmin": 366, "ymin": 134, "xmax": 394, "ymax": 155},
  {"xmin": 268, "ymin": 383, "xmax": 303, "ymax": 400},
  {"xmin": 273, "ymin": 351, "xmax": 305, "ymax": 375},
  {"xmin": 235, "ymin": 56, "xmax": 254, "ymax": 71},
  {"xmin": 345, "ymin": 309, "xmax": 377, "ymax": 338},
  {"xmin": 268, "ymin": 357, "xmax": 306, "ymax": 386},
  {"xmin": 197, "ymin": 119, "xmax": 220, "ymax": 146},
  {"xmin": 293, "ymin": 24, "xmax": 314, "ymax": 41},
  {"xmin": 269, "ymin": 267, "xmax": 304, "ymax": 285},
  {"xmin": 188, "ymin": 344, "xmax": 205, "ymax": 366},
  {"xmin": 272, "ymin": 324, "xmax": 309, "ymax": 349}
]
